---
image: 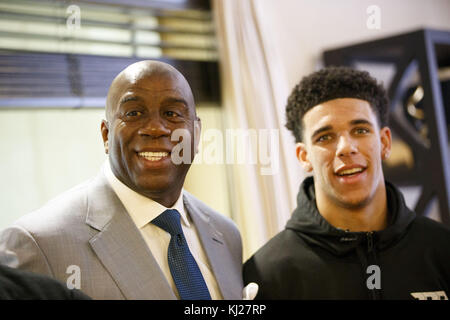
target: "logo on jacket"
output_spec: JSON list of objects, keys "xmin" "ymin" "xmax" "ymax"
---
[{"xmin": 410, "ymin": 291, "xmax": 448, "ymax": 300}]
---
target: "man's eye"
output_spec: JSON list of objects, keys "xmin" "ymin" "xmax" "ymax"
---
[
  {"xmin": 355, "ymin": 128, "xmax": 370, "ymax": 134},
  {"xmin": 165, "ymin": 110, "xmax": 180, "ymax": 118},
  {"xmin": 126, "ymin": 111, "xmax": 142, "ymax": 117},
  {"xmin": 317, "ymin": 134, "xmax": 331, "ymax": 142}
]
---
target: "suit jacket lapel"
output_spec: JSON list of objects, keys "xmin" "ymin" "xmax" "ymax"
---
[
  {"xmin": 85, "ymin": 173, "xmax": 176, "ymax": 300},
  {"xmin": 184, "ymin": 193, "xmax": 240, "ymax": 300}
]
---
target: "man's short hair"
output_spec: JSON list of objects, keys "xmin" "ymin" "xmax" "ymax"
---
[{"xmin": 285, "ymin": 66, "xmax": 389, "ymax": 142}]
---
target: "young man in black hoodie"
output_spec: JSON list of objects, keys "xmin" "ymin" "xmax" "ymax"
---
[{"xmin": 243, "ymin": 66, "xmax": 450, "ymax": 300}]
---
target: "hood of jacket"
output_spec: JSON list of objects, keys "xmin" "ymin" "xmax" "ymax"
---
[{"xmin": 285, "ymin": 177, "xmax": 416, "ymax": 256}]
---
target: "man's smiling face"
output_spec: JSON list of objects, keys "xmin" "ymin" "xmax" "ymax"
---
[
  {"xmin": 296, "ymin": 98, "xmax": 391, "ymax": 209},
  {"xmin": 101, "ymin": 62, "xmax": 200, "ymax": 206}
]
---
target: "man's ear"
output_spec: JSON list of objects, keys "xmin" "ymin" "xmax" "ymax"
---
[
  {"xmin": 380, "ymin": 127, "xmax": 392, "ymax": 160},
  {"xmin": 296, "ymin": 142, "xmax": 313, "ymax": 172},
  {"xmin": 194, "ymin": 117, "xmax": 201, "ymax": 154},
  {"xmin": 101, "ymin": 120, "xmax": 109, "ymax": 154}
]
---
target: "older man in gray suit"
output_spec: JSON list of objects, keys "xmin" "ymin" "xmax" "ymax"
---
[{"xmin": 0, "ymin": 60, "xmax": 243, "ymax": 300}]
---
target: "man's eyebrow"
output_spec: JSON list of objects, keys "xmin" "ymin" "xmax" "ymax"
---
[
  {"xmin": 350, "ymin": 119, "xmax": 374, "ymax": 127},
  {"xmin": 119, "ymin": 96, "xmax": 141, "ymax": 106},
  {"xmin": 311, "ymin": 125, "xmax": 333, "ymax": 140},
  {"xmin": 310, "ymin": 119, "xmax": 375, "ymax": 141},
  {"xmin": 161, "ymin": 96, "xmax": 189, "ymax": 106}
]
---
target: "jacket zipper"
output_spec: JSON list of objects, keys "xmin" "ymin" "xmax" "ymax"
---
[{"xmin": 367, "ymin": 231, "xmax": 374, "ymax": 253}]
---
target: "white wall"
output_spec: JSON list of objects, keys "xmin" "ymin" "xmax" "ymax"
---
[
  {"xmin": 258, "ymin": 0, "xmax": 450, "ymax": 89},
  {"xmin": 0, "ymin": 109, "xmax": 106, "ymax": 229}
]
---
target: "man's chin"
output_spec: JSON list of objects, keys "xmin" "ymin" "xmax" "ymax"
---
[
  {"xmin": 333, "ymin": 192, "xmax": 372, "ymax": 210},
  {"xmin": 340, "ymin": 198, "xmax": 370, "ymax": 210},
  {"xmin": 134, "ymin": 181, "xmax": 172, "ymax": 195},
  {"xmin": 134, "ymin": 175, "xmax": 184, "ymax": 197}
]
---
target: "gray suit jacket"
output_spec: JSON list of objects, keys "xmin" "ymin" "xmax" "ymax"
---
[{"xmin": 0, "ymin": 172, "xmax": 243, "ymax": 299}]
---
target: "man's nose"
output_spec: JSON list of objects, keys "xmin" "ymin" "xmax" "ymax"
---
[
  {"xmin": 335, "ymin": 134, "xmax": 358, "ymax": 157},
  {"xmin": 138, "ymin": 116, "xmax": 171, "ymax": 137}
]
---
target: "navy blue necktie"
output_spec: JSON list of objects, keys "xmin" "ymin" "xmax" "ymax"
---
[{"xmin": 152, "ymin": 209, "xmax": 212, "ymax": 300}]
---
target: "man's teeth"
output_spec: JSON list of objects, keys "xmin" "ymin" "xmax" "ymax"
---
[
  {"xmin": 138, "ymin": 152, "xmax": 169, "ymax": 161},
  {"xmin": 337, "ymin": 168, "xmax": 364, "ymax": 176}
]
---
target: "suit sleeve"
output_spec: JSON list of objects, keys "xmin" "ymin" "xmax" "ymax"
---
[{"xmin": 0, "ymin": 225, "xmax": 54, "ymax": 278}]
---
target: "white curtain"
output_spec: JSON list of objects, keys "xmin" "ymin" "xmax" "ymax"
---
[{"xmin": 212, "ymin": 0, "xmax": 304, "ymax": 260}]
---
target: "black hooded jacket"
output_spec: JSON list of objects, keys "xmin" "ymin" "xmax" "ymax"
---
[
  {"xmin": 0, "ymin": 264, "xmax": 91, "ymax": 300},
  {"xmin": 243, "ymin": 177, "xmax": 450, "ymax": 299}
]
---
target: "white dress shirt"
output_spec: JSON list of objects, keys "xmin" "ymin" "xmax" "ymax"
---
[{"xmin": 103, "ymin": 161, "xmax": 222, "ymax": 299}]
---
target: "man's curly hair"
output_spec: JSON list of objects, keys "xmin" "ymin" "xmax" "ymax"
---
[{"xmin": 285, "ymin": 66, "xmax": 389, "ymax": 142}]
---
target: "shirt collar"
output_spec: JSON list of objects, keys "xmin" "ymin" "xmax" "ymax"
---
[{"xmin": 103, "ymin": 160, "xmax": 190, "ymax": 229}]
